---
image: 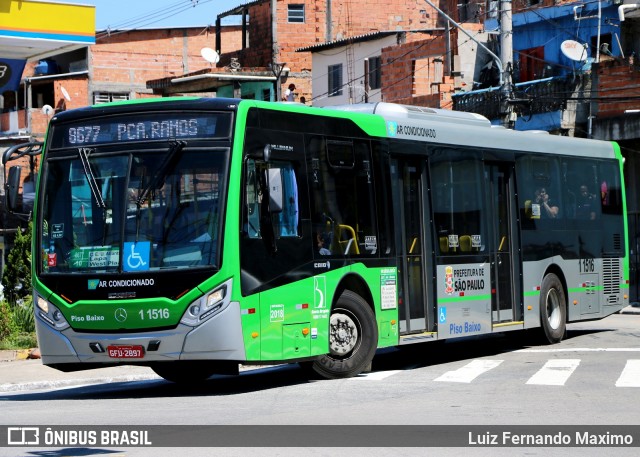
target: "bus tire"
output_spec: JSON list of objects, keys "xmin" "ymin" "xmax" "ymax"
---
[
  {"xmin": 151, "ymin": 361, "xmax": 216, "ymax": 384},
  {"xmin": 312, "ymin": 290, "xmax": 378, "ymax": 379},
  {"xmin": 539, "ymin": 273, "xmax": 566, "ymax": 344}
]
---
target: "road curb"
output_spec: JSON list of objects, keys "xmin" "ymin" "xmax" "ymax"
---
[
  {"xmin": 0, "ymin": 373, "xmax": 161, "ymax": 393},
  {"xmin": 0, "ymin": 349, "xmax": 38, "ymax": 362},
  {"xmin": 620, "ymin": 306, "xmax": 640, "ymax": 315}
]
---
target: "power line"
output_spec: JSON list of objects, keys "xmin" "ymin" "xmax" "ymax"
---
[{"xmin": 96, "ymin": 0, "xmax": 216, "ymax": 40}]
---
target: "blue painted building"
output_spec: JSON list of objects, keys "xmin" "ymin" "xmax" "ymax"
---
[
  {"xmin": 453, "ymin": 1, "xmax": 624, "ymax": 132},
  {"xmin": 489, "ymin": 1, "xmax": 623, "ymax": 82}
]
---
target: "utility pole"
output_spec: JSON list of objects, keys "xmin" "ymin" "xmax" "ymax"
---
[
  {"xmin": 422, "ymin": 0, "xmax": 510, "ymax": 122},
  {"xmin": 499, "ymin": 0, "xmax": 514, "ymax": 128}
]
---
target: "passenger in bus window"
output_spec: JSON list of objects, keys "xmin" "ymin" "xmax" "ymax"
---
[
  {"xmin": 316, "ymin": 232, "xmax": 332, "ymax": 255},
  {"xmin": 576, "ymin": 184, "xmax": 596, "ymax": 220},
  {"xmin": 315, "ymin": 214, "xmax": 333, "ymax": 255},
  {"xmin": 534, "ymin": 187, "xmax": 559, "ymax": 218},
  {"xmin": 601, "ymin": 180, "xmax": 609, "ymax": 205}
]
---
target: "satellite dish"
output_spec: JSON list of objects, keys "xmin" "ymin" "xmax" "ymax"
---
[
  {"xmin": 42, "ymin": 105, "xmax": 54, "ymax": 115},
  {"xmin": 60, "ymin": 86, "xmax": 71, "ymax": 101},
  {"xmin": 561, "ymin": 40, "xmax": 589, "ymax": 62},
  {"xmin": 201, "ymin": 47, "xmax": 220, "ymax": 64}
]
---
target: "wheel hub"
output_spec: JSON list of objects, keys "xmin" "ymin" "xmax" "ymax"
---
[{"xmin": 329, "ymin": 312, "xmax": 359, "ymax": 355}]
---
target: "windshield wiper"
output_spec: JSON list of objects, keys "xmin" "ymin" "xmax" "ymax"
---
[
  {"xmin": 78, "ymin": 147, "xmax": 105, "ymax": 208},
  {"xmin": 136, "ymin": 140, "xmax": 187, "ymax": 206}
]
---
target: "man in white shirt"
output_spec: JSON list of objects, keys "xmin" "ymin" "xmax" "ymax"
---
[{"xmin": 283, "ymin": 83, "xmax": 296, "ymax": 101}]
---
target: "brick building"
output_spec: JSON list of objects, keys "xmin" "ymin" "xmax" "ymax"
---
[
  {"xmin": 0, "ymin": 0, "xmax": 96, "ymax": 276},
  {"xmin": 8, "ymin": 25, "xmax": 241, "ymax": 139},
  {"xmin": 150, "ymin": 0, "xmax": 438, "ymax": 101}
]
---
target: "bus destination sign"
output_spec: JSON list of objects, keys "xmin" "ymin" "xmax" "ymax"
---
[{"xmin": 51, "ymin": 112, "xmax": 229, "ymax": 148}]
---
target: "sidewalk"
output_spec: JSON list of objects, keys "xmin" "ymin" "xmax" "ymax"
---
[
  {"xmin": 1, "ymin": 305, "xmax": 639, "ymax": 393},
  {"xmin": 0, "ymin": 356, "xmax": 160, "ymax": 393}
]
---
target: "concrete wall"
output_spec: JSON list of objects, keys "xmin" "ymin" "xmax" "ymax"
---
[
  {"xmin": 90, "ymin": 27, "xmax": 221, "ymax": 98},
  {"xmin": 311, "ymin": 35, "xmax": 400, "ymax": 106}
]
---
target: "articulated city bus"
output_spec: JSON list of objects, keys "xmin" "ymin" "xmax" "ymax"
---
[{"xmin": 4, "ymin": 98, "xmax": 628, "ymax": 382}]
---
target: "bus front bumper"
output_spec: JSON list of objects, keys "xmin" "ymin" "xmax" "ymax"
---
[{"xmin": 35, "ymin": 301, "xmax": 247, "ymax": 368}]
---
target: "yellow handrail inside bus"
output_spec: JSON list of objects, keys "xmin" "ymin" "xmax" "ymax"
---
[{"xmin": 335, "ymin": 224, "xmax": 359, "ymax": 254}]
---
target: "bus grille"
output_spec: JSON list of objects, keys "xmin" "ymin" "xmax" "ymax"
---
[
  {"xmin": 602, "ymin": 257, "xmax": 621, "ymax": 302},
  {"xmin": 613, "ymin": 233, "xmax": 622, "ymax": 251}
]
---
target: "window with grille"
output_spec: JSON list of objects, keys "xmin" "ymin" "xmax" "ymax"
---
[
  {"xmin": 328, "ymin": 64, "xmax": 343, "ymax": 97},
  {"xmin": 93, "ymin": 92, "xmax": 130, "ymax": 105},
  {"xmin": 368, "ymin": 56, "xmax": 382, "ymax": 90},
  {"xmin": 288, "ymin": 4, "xmax": 305, "ymax": 23}
]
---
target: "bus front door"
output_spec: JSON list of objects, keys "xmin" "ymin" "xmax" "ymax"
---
[{"xmin": 486, "ymin": 163, "xmax": 521, "ymax": 325}]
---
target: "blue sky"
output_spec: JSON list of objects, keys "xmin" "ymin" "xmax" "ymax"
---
[{"xmin": 64, "ymin": 0, "xmax": 242, "ymax": 30}]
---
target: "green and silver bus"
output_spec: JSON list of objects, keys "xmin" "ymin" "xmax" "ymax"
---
[{"xmin": 5, "ymin": 98, "xmax": 628, "ymax": 382}]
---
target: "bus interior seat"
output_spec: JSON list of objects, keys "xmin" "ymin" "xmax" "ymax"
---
[
  {"xmin": 439, "ymin": 236, "xmax": 449, "ymax": 253},
  {"xmin": 459, "ymin": 235, "xmax": 472, "ymax": 252},
  {"xmin": 524, "ymin": 200, "xmax": 540, "ymax": 219}
]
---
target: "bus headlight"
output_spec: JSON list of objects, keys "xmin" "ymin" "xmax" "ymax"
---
[
  {"xmin": 180, "ymin": 279, "xmax": 232, "ymax": 327},
  {"xmin": 36, "ymin": 295, "xmax": 70, "ymax": 330}
]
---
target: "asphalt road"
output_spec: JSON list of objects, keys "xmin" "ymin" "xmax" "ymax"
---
[{"xmin": 1, "ymin": 313, "xmax": 639, "ymax": 457}]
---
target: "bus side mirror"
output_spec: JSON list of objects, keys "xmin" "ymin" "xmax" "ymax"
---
[
  {"xmin": 263, "ymin": 144, "xmax": 272, "ymax": 163},
  {"xmin": 246, "ymin": 144, "xmax": 272, "ymax": 162},
  {"xmin": 6, "ymin": 165, "xmax": 22, "ymax": 212}
]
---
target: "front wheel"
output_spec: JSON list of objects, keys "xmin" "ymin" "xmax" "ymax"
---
[
  {"xmin": 311, "ymin": 290, "xmax": 378, "ymax": 379},
  {"xmin": 539, "ymin": 273, "xmax": 567, "ymax": 344}
]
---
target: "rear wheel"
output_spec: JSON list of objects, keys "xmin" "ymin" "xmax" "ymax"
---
[
  {"xmin": 539, "ymin": 273, "xmax": 566, "ymax": 344},
  {"xmin": 312, "ymin": 290, "xmax": 378, "ymax": 379}
]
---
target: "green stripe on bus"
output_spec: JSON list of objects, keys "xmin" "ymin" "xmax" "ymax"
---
[{"xmin": 438, "ymin": 294, "xmax": 492, "ymax": 303}]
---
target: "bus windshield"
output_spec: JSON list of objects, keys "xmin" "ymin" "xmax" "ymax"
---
[{"xmin": 39, "ymin": 145, "xmax": 227, "ymax": 274}]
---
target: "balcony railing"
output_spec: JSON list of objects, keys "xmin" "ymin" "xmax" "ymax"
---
[{"xmin": 452, "ymin": 76, "xmax": 575, "ymax": 120}]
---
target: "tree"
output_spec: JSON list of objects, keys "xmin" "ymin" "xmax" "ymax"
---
[{"xmin": 2, "ymin": 223, "xmax": 32, "ymax": 307}]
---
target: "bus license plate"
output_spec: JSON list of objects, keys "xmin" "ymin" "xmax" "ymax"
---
[{"xmin": 107, "ymin": 345, "xmax": 144, "ymax": 359}]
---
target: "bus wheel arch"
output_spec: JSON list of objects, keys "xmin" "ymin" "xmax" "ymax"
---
[
  {"xmin": 312, "ymin": 276, "xmax": 378, "ymax": 379},
  {"xmin": 539, "ymin": 267, "xmax": 567, "ymax": 344}
]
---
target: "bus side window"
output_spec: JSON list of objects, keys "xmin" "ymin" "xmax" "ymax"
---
[
  {"xmin": 273, "ymin": 163, "xmax": 299, "ymax": 238},
  {"xmin": 599, "ymin": 163, "xmax": 623, "ymax": 215},
  {"xmin": 518, "ymin": 156, "xmax": 562, "ymax": 222},
  {"xmin": 309, "ymin": 137, "xmax": 377, "ymax": 257},
  {"xmin": 244, "ymin": 160, "xmax": 300, "ymax": 239},
  {"xmin": 431, "ymin": 154, "xmax": 485, "ymax": 255},
  {"xmin": 244, "ymin": 159, "xmax": 261, "ymax": 238}
]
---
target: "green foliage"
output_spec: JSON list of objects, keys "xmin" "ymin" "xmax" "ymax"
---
[
  {"xmin": 0, "ymin": 301, "xmax": 15, "ymax": 341},
  {"xmin": 2, "ymin": 223, "xmax": 32, "ymax": 306},
  {"xmin": 0, "ymin": 332, "xmax": 37, "ymax": 350},
  {"xmin": 0, "ymin": 298, "xmax": 36, "ymax": 349},
  {"xmin": 12, "ymin": 296, "xmax": 35, "ymax": 333}
]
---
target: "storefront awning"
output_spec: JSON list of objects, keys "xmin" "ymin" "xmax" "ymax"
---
[{"xmin": 0, "ymin": 0, "xmax": 95, "ymax": 91}]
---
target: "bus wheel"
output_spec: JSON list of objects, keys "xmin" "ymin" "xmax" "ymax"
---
[
  {"xmin": 539, "ymin": 273, "xmax": 566, "ymax": 344},
  {"xmin": 312, "ymin": 290, "xmax": 378, "ymax": 379},
  {"xmin": 151, "ymin": 361, "xmax": 216, "ymax": 384}
]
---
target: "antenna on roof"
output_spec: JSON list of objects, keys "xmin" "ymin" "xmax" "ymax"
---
[
  {"xmin": 60, "ymin": 86, "xmax": 71, "ymax": 101},
  {"xmin": 201, "ymin": 47, "xmax": 220, "ymax": 64}
]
